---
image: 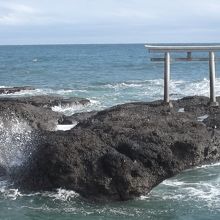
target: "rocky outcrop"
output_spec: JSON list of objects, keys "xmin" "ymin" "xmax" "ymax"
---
[
  {"xmin": 0, "ymin": 86, "xmax": 35, "ymax": 94},
  {"xmin": 0, "ymin": 95, "xmax": 90, "ymax": 108},
  {"xmin": 58, "ymin": 111, "xmax": 97, "ymax": 124},
  {"xmin": 0, "ymin": 100, "xmax": 61, "ymax": 131},
  {"xmin": 0, "ymin": 95, "xmax": 90, "ymax": 130},
  {"xmin": 9, "ymin": 96, "xmax": 220, "ymax": 201}
]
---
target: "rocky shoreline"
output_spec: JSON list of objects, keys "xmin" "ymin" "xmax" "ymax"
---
[
  {"xmin": 0, "ymin": 93, "xmax": 220, "ymax": 201},
  {"xmin": 0, "ymin": 86, "xmax": 35, "ymax": 94},
  {"xmin": 0, "ymin": 95, "xmax": 90, "ymax": 130}
]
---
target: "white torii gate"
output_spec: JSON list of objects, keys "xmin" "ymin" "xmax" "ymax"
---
[{"xmin": 145, "ymin": 44, "xmax": 220, "ymax": 106}]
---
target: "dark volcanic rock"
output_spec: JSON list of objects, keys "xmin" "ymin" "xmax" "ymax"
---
[
  {"xmin": 59, "ymin": 111, "xmax": 97, "ymax": 124},
  {"xmin": 0, "ymin": 100, "xmax": 61, "ymax": 131},
  {"xmin": 11, "ymin": 96, "xmax": 220, "ymax": 201},
  {"xmin": 0, "ymin": 95, "xmax": 90, "ymax": 108},
  {"xmin": 0, "ymin": 166, "xmax": 6, "ymax": 177},
  {"xmin": 203, "ymin": 113, "xmax": 220, "ymax": 129},
  {"xmin": 0, "ymin": 95, "xmax": 90, "ymax": 130},
  {"xmin": 0, "ymin": 86, "xmax": 35, "ymax": 94}
]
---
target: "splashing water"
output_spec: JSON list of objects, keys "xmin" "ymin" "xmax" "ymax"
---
[
  {"xmin": 2, "ymin": 78, "xmax": 220, "ymax": 116},
  {"xmin": 0, "ymin": 113, "xmax": 35, "ymax": 171}
]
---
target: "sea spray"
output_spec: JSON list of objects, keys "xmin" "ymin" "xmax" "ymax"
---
[{"xmin": 0, "ymin": 112, "xmax": 37, "ymax": 172}]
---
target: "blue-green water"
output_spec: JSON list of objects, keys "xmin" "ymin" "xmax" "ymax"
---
[
  {"xmin": 0, "ymin": 44, "xmax": 220, "ymax": 219},
  {"xmin": 1, "ymin": 44, "xmax": 220, "ymax": 114},
  {"xmin": 1, "ymin": 164, "xmax": 220, "ymax": 220}
]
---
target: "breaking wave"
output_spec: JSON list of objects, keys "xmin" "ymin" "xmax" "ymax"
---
[
  {"xmin": 96, "ymin": 78, "xmax": 220, "ymax": 98},
  {"xmin": 51, "ymin": 99, "xmax": 102, "ymax": 116},
  {"xmin": 0, "ymin": 182, "xmax": 79, "ymax": 201},
  {"xmin": 140, "ymin": 162, "xmax": 220, "ymax": 211},
  {"xmin": 0, "ymin": 161, "xmax": 219, "ymax": 216},
  {"xmin": 0, "ymin": 88, "xmax": 87, "ymax": 97},
  {"xmin": 1, "ymin": 78, "xmax": 220, "ymax": 116}
]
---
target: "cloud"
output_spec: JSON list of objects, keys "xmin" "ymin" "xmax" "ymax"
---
[
  {"xmin": 0, "ymin": 2, "xmax": 36, "ymax": 25},
  {"xmin": 1, "ymin": 0, "xmax": 220, "ymax": 26},
  {"xmin": 0, "ymin": 0, "xmax": 220, "ymax": 44}
]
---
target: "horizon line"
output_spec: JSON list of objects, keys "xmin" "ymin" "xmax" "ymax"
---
[{"xmin": 1, "ymin": 42, "xmax": 220, "ymax": 47}]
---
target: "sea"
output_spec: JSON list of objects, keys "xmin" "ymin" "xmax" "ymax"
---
[{"xmin": 0, "ymin": 44, "xmax": 220, "ymax": 220}]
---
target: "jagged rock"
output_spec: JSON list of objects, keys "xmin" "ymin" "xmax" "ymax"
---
[
  {"xmin": 0, "ymin": 95, "xmax": 90, "ymax": 108},
  {"xmin": 0, "ymin": 86, "xmax": 35, "ymax": 94},
  {"xmin": 0, "ymin": 95, "xmax": 90, "ymax": 131},
  {"xmin": 0, "ymin": 100, "xmax": 61, "ymax": 131},
  {"xmin": 58, "ymin": 111, "xmax": 97, "ymax": 124},
  {"xmin": 10, "ymin": 96, "xmax": 220, "ymax": 201}
]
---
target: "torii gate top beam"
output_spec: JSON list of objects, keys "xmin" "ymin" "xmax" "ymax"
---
[
  {"xmin": 145, "ymin": 44, "xmax": 220, "ymax": 53},
  {"xmin": 145, "ymin": 44, "xmax": 220, "ymax": 106}
]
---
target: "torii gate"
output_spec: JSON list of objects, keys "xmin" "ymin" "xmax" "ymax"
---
[{"xmin": 145, "ymin": 44, "xmax": 220, "ymax": 106}]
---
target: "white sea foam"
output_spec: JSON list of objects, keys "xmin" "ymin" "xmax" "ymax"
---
[
  {"xmin": 160, "ymin": 178, "xmax": 220, "ymax": 208},
  {"xmin": 46, "ymin": 188, "xmax": 79, "ymax": 201},
  {"xmin": 1, "ymin": 78, "xmax": 220, "ymax": 115},
  {"xmin": 2, "ymin": 188, "xmax": 22, "ymax": 200},
  {"xmin": 197, "ymin": 162, "xmax": 220, "ymax": 169},
  {"xmin": 56, "ymin": 123, "xmax": 77, "ymax": 131},
  {"xmin": 0, "ymin": 180, "xmax": 79, "ymax": 201},
  {"xmin": 88, "ymin": 78, "xmax": 220, "ymax": 107},
  {"xmin": 52, "ymin": 99, "xmax": 102, "ymax": 116},
  {"xmin": 100, "ymin": 79, "xmax": 164, "ymax": 90},
  {"xmin": 197, "ymin": 114, "xmax": 209, "ymax": 122},
  {"xmin": 178, "ymin": 108, "xmax": 185, "ymax": 113},
  {"xmin": 52, "ymin": 105, "xmax": 83, "ymax": 114},
  {"xmin": 139, "ymin": 162, "xmax": 220, "ymax": 210},
  {"xmin": 103, "ymin": 82, "xmax": 143, "ymax": 89}
]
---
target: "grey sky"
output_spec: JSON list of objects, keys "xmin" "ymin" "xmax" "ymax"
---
[{"xmin": 0, "ymin": 0, "xmax": 220, "ymax": 45}]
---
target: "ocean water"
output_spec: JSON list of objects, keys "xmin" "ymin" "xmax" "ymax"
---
[{"xmin": 0, "ymin": 44, "xmax": 220, "ymax": 219}]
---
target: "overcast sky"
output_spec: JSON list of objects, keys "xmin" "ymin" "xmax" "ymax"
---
[{"xmin": 0, "ymin": 0, "xmax": 220, "ymax": 45}]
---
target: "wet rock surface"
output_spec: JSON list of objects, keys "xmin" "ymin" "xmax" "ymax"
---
[
  {"xmin": 0, "ymin": 100, "xmax": 61, "ymax": 131},
  {"xmin": 0, "ymin": 86, "xmax": 35, "ymax": 94},
  {"xmin": 5, "ymin": 95, "xmax": 220, "ymax": 201},
  {"xmin": 0, "ymin": 95, "xmax": 90, "ymax": 130},
  {"xmin": 0, "ymin": 95, "xmax": 90, "ymax": 108},
  {"xmin": 59, "ymin": 111, "xmax": 97, "ymax": 124}
]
